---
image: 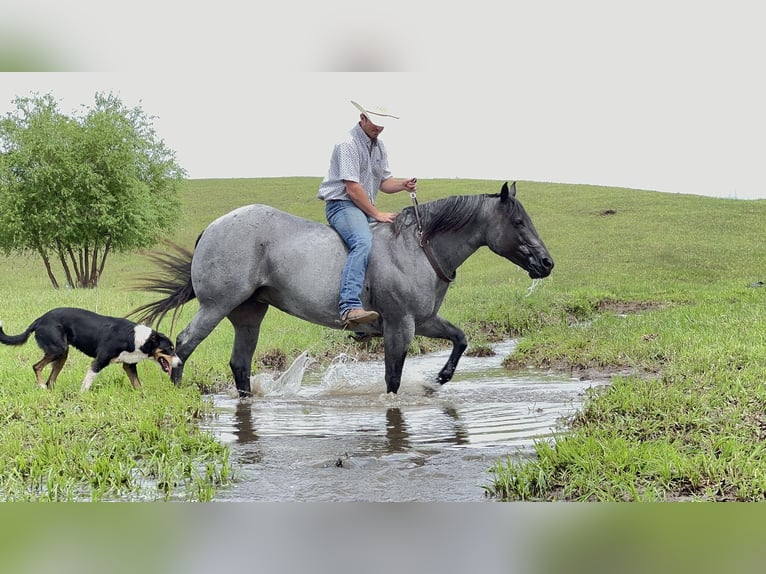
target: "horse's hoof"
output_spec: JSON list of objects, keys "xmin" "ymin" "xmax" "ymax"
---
[{"xmin": 422, "ymin": 379, "xmax": 442, "ymax": 396}]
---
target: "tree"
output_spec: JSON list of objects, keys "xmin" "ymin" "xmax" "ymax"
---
[{"xmin": 0, "ymin": 91, "xmax": 185, "ymax": 288}]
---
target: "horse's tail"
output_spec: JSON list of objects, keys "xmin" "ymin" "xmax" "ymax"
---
[
  {"xmin": 129, "ymin": 241, "xmax": 196, "ymax": 331},
  {"xmin": 0, "ymin": 318, "xmax": 38, "ymax": 346}
]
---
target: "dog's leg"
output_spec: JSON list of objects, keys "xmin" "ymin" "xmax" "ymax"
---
[
  {"xmin": 122, "ymin": 363, "xmax": 142, "ymax": 389},
  {"xmin": 46, "ymin": 348, "xmax": 69, "ymax": 390},
  {"xmin": 80, "ymin": 368, "xmax": 98, "ymax": 392},
  {"xmin": 81, "ymin": 355, "xmax": 114, "ymax": 392},
  {"xmin": 33, "ymin": 354, "xmax": 57, "ymax": 389}
]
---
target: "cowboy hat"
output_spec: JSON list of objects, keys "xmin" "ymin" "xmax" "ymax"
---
[{"xmin": 351, "ymin": 100, "xmax": 399, "ymax": 126}]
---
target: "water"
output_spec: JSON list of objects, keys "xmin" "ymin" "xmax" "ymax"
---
[
  {"xmin": 201, "ymin": 340, "xmax": 606, "ymax": 501},
  {"xmin": 526, "ymin": 277, "xmax": 543, "ymax": 297}
]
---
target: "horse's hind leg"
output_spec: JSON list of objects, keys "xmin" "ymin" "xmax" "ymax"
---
[
  {"xmin": 172, "ymin": 305, "xmax": 229, "ymax": 386},
  {"xmin": 227, "ymin": 301, "xmax": 269, "ymax": 397},
  {"xmin": 416, "ymin": 315, "xmax": 468, "ymax": 385}
]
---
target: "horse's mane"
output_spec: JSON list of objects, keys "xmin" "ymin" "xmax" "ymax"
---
[{"xmin": 391, "ymin": 194, "xmax": 497, "ymax": 241}]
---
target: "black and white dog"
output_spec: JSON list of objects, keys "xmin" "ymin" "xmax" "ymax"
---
[{"xmin": 0, "ymin": 307, "xmax": 181, "ymax": 391}]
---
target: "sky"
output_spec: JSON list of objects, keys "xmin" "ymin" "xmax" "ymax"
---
[{"xmin": 1, "ymin": 2, "xmax": 764, "ymax": 200}]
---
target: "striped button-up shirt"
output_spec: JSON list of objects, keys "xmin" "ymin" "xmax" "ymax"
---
[{"xmin": 317, "ymin": 122, "xmax": 391, "ymax": 203}]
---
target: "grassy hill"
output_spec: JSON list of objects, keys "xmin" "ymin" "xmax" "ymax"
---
[{"xmin": 1, "ymin": 177, "xmax": 765, "ymax": 500}]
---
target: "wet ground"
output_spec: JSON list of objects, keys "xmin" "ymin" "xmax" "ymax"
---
[{"xmin": 201, "ymin": 340, "xmax": 606, "ymax": 502}]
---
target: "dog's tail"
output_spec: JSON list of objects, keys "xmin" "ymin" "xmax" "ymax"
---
[
  {"xmin": 129, "ymin": 241, "xmax": 197, "ymax": 332},
  {"xmin": 0, "ymin": 318, "xmax": 38, "ymax": 346}
]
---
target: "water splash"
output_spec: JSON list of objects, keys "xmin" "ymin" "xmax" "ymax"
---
[
  {"xmin": 250, "ymin": 350, "xmax": 312, "ymax": 396},
  {"xmin": 525, "ymin": 278, "xmax": 543, "ymax": 297},
  {"xmin": 316, "ymin": 353, "xmax": 384, "ymax": 395}
]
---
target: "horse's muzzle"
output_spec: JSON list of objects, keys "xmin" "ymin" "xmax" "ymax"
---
[{"xmin": 527, "ymin": 254, "xmax": 554, "ymax": 279}]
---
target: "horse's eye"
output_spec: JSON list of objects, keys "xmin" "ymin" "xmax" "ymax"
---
[{"xmin": 514, "ymin": 217, "xmax": 524, "ymax": 226}]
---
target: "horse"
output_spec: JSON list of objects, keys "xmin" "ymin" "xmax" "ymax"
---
[{"xmin": 130, "ymin": 181, "xmax": 553, "ymax": 397}]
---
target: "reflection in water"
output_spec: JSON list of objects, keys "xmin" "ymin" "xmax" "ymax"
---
[
  {"xmin": 234, "ymin": 402, "xmax": 257, "ymax": 444},
  {"xmin": 232, "ymin": 401, "xmax": 261, "ymax": 465},
  {"xmin": 385, "ymin": 408, "xmax": 410, "ymax": 453},
  {"xmin": 201, "ymin": 340, "xmax": 607, "ymax": 501},
  {"xmin": 442, "ymin": 406, "xmax": 470, "ymax": 448},
  {"xmin": 382, "ymin": 406, "xmax": 471, "ymax": 452}
]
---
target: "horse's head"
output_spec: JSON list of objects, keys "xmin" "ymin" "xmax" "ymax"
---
[{"xmin": 485, "ymin": 182, "xmax": 554, "ymax": 279}]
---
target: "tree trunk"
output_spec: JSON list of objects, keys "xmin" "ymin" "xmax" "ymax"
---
[
  {"xmin": 90, "ymin": 244, "xmax": 99, "ymax": 287},
  {"xmin": 35, "ymin": 237, "xmax": 114, "ymax": 290},
  {"xmin": 58, "ymin": 244, "xmax": 76, "ymax": 288},
  {"xmin": 37, "ymin": 247, "xmax": 60, "ymax": 289},
  {"xmin": 58, "ymin": 251, "xmax": 75, "ymax": 289},
  {"xmin": 79, "ymin": 249, "xmax": 85, "ymax": 286},
  {"xmin": 97, "ymin": 238, "xmax": 112, "ymax": 282}
]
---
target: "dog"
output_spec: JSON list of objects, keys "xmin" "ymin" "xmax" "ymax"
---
[{"xmin": 0, "ymin": 307, "xmax": 181, "ymax": 391}]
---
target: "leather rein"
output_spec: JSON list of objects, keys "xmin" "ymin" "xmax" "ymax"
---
[{"xmin": 409, "ymin": 190, "xmax": 455, "ymax": 283}]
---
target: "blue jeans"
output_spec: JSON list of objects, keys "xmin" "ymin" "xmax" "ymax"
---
[{"xmin": 325, "ymin": 200, "xmax": 373, "ymax": 317}]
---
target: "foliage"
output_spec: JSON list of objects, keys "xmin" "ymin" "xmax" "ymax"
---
[{"xmin": 0, "ymin": 91, "xmax": 184, "ymax": 288}]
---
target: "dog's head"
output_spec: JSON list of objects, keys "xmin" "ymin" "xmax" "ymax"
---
[{"xmin": 144, "ymin": 331, "xmax": 182, "ymax": 376}]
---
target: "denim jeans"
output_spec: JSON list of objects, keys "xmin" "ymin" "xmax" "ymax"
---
[{"xmin": 325, "ymin": 200, "xmax": 373, "ymax": 317}]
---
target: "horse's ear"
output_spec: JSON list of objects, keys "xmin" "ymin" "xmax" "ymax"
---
[{"xmin": 500, "ymin": 181, "xmax": 517, "ymax": 202}]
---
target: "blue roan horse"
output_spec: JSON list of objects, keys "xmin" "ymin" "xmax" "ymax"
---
[{"xmin": 131, "ymin": 182, "xmax": 553, "ymax": 397}]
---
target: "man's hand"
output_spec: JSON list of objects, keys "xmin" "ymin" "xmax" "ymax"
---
[{"xmin": 374, "ymin": 211, "xmax": 398, "ymax": 223}]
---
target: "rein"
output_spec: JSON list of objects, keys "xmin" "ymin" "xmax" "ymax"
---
[{"xmin": 409, "ymin": 190, "xmax": 455, "ymax": 283}]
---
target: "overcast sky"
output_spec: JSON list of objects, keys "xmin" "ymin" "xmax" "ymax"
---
[{"xmin": 1, "ymin": 2, "xmax": 764, "ymax": 199}]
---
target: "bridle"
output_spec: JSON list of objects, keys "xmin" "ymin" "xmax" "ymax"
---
[{"xmin": 409, "ymin": 188, "xmax": 455, "ymax": 283}]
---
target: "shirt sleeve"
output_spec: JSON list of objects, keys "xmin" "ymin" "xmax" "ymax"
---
[{"xmin": 336, "ymin": 140, "xmax": 362, "ymax": 183}]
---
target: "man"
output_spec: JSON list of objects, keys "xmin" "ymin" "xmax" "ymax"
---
[{"xmin": 317, "ymin": 100, "xmax": 417, "ymax": 328}]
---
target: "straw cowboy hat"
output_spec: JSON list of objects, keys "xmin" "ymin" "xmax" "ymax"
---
[{"xmin": 351, "ymin": 100, "xmax": 399, "ymax": 126}]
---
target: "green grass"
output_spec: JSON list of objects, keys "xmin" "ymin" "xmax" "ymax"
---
[
  {"xmin": 0, "ymin": 371, "xmax": 231, "ymax": 501},
  {"xmin": 1, "ymin": 177, "xmax": 765, "ymax": 501},
  {"xmin": 481, "ymin": 184, "xmax": 766, "ymax": 501}
]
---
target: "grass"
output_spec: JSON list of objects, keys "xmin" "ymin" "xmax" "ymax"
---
[
  {"xmin": 1, "ymin": 177, "xmax": 765, "ymax": 501},
  {"xmin": 0, "ymin": 370, "xmax": 231, "ymax": 501},
  {"xmin": 492, "ymin": 296, "xmax": 766, "ymax": 501},
  {"xmin": 483, "ymin": 185, "xmax": 766, "ymax": 501}
]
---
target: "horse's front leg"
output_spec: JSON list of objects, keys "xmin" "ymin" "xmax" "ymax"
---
[
  {"xmin": 382, "ymin": 316, "xmax": 415, "ymax": 394},
  {"xmin": 416, "ymin": 315, "xmax": 468, "ymax": 385}
]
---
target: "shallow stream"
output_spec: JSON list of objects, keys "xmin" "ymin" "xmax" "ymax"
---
[{"xmin": 201, "ymin": 340, "xmax": 605, "ymax": 501}]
